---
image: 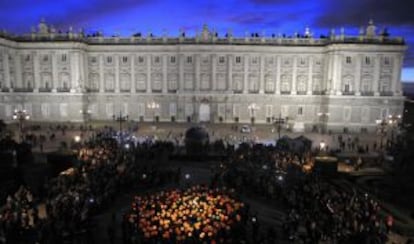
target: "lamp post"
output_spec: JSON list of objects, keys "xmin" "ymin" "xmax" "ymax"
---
[
  {"xmin": 113, "ymin": 111, "xmax": 128, "ymax": 132},
  {"xmin": 387, "ymin": 114, "xmax": 402, "ymax": 146},
  {"xmin": 272, "ymin": 113, "xmax": 286, "ymax": 140},
  {"xmin": 147, "ymin": 101, "xmax": 160, "ymax": 123},
  {"xmin": 247, "ymin": 103, "xmax": 259, "ymax": 124},
  {"xmin": 13, "ymin": 109, "xmax": 30, "ymax": 142}
]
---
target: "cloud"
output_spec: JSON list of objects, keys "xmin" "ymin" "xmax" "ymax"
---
[{"xmin": 314, "ymin": 0, "xmax": 414, "ymax": 27}]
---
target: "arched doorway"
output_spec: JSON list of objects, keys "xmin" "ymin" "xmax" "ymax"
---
[{"xmin": 199, "ymin": 103, "xmax": 210, "ymax": 122}]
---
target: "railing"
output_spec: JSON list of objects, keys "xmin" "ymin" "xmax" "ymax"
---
[
  {"xmin": 360, "ymin": 91, "xmax": 374, "ymax": 96},
  {"xmin": 39, "ymin": 88, "xmax": 52, "ymax": 92},
  {"xmin": 342, "ymin": 91, "xmax": 355, "ymax": 96},
  {"xmin": 57, "ymin": 88, "xmax": 70, "ymax": 92},
  {"xmin": 380, "ymin": 91, "xmax": 393, "ymax": 96},
  {"xmin": 1, "ymin": 31, "xmax": 404, "ymax": 46},
  {"xmin": 13, "ymin": 88, "xmax": 33, "ymax": 92}
]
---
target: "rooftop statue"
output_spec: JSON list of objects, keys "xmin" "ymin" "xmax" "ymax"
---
[{"xmin": 366, "ymin": 19, "xmax": 376, "ymax": 38}]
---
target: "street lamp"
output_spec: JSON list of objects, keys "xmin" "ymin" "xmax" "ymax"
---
[
  {"xmin": 317, "ymin": 112, "xmax": 330, "ymax": 134},
  {"xmin": 147, "ymin": 101, "xmax": 160, "ymax": 123},
  {"xmin": 13, "ymin": 109, "xmax": 30, "ymax": 142},
  {"xmin": 272, "ymin": 113, "xmax": 286, "ymax": 140},
  {"xmin": 113, "ymin": 111, "xmax": 128, "ymax": 132},
  {"xmin": 248, "ymin": 103, "xmax": 259, "ymax": 124},
  {"xmin": 387, "ymin": 114, "xmax": 402, "ymax": 145}
]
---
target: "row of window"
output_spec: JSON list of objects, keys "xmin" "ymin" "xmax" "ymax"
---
[
  {"xmin": 345, "ymin": 56, "xmax": 391, "ymax": 65},
  {"xmin": 90, "ymin": 55, "xmax": 324, "ymax": 66},
  {"xmin": 23, "ymin": 54, "xmax": 68, "ymax": 63}
]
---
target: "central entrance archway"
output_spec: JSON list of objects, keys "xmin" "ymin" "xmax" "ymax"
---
[{"xmin": 199, "ymin": 103, "xmax": 210, "ymax": 122}]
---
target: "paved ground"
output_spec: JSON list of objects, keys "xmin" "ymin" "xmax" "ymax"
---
[{"xmin": 5, "ymin": 121, "xmax": 414, "ymax": 243}]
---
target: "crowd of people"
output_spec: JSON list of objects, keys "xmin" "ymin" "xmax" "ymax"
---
[
  {"xmin": 0, "ymin": 122, "xmax": 409, "ymax": 243},
  {"xmin": 124, "ymin": 185, "xmax": 248, "ymax": 243},
  {"xmin": 0, "ymin": 132, "xmax": 180, "ymax": 243}
]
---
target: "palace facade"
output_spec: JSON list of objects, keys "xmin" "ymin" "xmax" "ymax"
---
[{"xmin": 0, "ymin": 20, "xmax": 407, "ymax": 132}]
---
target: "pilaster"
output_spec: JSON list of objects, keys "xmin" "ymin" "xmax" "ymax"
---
[
  {"xmin": 291, "ymin": 56, "xmax": 297, "ymax": 94},
  {"xmin": 51, "ymin": 52, "xmax": 58, "ymax": 92},
  {"xmin": 259, "ymin": 56, "xmax": 264, "ymax": 94},
  {"xmin": 373, "ymin": 55, "xmax": 380, "ymax": 96},
  {"xmin": 243, "ymin": 55, "xmax": 248, "ymax": 93},
  {"xmin": 115, "ymin": 54, "xmax": 120, "ymax": 93},
  {"xmin": 227, "ymin": 54, "xmax": 232, "ymax": 91},
  {"xmin": 131, "ymin": 54, "xmax": 136, "ymax": 93},
  {"xmin": 2, "ymin": 51, "xmax": 11, "ymax": 90},
  {"xmin": 146, "ymin": 54, "xmax": 151, "ymax": 93},
  {"xmin": 14, "ymin": 52, "xmax": 22, "ymax": 88},
  {"xmin": 211, "ymin": 54, "xmax": 217, "ymax": 90},
  {"xmin": 162, "ymin": 55, "xmax": 168, "ymax": 93},
  {"xmin": 32, "ymin": 52, "xmax": 39, "ymax": 92},
  {"xmin": 355, "ymin": 54, "xmax": 362, "ymax": 95},
  {"xmin": 307, "ymin": 56, "xmax": 313, "ymax": 95},
  {"xmin": 275, "ymin": 56, "xmax": 281, "ymax": 94},
  {"xmin": 195, "ymin": 54, "xmax": 200, "ymax": 91},
  {"xmin": 99, "ymin": 55, "xmax": 104, "ymax": 93}
]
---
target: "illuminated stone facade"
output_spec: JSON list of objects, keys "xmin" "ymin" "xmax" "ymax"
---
[{"xmin": 0, "ymin": 21, "xmax": 407, "ymax": 132}]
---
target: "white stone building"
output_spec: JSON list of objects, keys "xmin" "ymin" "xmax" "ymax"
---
[{"xmin": 0, "ymin": 21, "xmax": 406, "ymax": 132}]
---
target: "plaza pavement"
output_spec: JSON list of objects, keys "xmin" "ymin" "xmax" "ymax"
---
[{"xmin": 5, "ymin": 121, "xmax": 414, "ymax": 243}]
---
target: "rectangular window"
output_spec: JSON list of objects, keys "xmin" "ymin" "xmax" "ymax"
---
[
  {"xmin": 300, "ymin": 58, "xmax": 306, "ymax": 65},
  {"xmin": 43, "ymin": 55, "xmax": 49, "ymax": 62},
  {"xmin": 219, "ymin": 56, "xmax": 225, "ymax": 63},
  {"xmin": 25, "ymin": 55, "xmax": 31, "ymax": 62},
  {"xmin": 365, "ymin": 56, "xmax": 371, "ymax": 65},
  {"xmin": 187, "ymin": 56, "xmax": 192, "ymax": 63},
  {"xmin": 235, "ymin": 56, "xmax": 241, "ymax": 63},
  {"xmin": 384, "ymin": 57, "xmax": 390, "ymax": 65},
  {"xmin": 170, "ymin": 56, "xmax": 176, "ymax": 63},
  {"xmin": 107, "ymin": 56, "xmax": 112, "ymax": 63},
  {"xmin": 346, "ymin": 56, "xmax": 352, "ymax": 64},
  {"xmin": 61, "ymin": 54, "xmax": 67, "ymax": 62},
  {"xmin": 154, "ymin": 56, "xmax": 160, "ymax": 63},
  {"xmin": 298, "ymin": 107, "xmax": 303, "ymax": 115},
  {"xmin": 122, "ymin": 56, "xmax": 128, "ymax": 63},
  {"xmin": 91, "ymin": 57, "xmax": 97, "ymax": 63},
  {"xmin": 138, "ymin": 56, "xmax": 144, "ymax": 63},
  {"xmin": 251, "ymin": 57, "xmax": 258, "ymax": 64}
]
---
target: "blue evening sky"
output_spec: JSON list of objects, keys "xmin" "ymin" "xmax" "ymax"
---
[{"xmin": 1, "ymin": 0, "xmax": 413, "ymax": 81}]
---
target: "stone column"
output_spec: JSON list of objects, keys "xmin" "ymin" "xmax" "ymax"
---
[
  {"xmin": 291, "ymin": 56, "xmax": 297, "ymax": 94},
  {"xmin": 70, "ymin": 51, "xmax": 79, "ymax": 92},
  {"xmin": 243, "ymin": 55, "xmax": 248, "ymax": 93},
  {"xmin": 211, "ymin": 54, "xmax": 217, "ymax": 91},
  {"xmin": 14, "ymin": 52, "xmax": 23, "ymax": 89},
  {"xmin": 227, "ymin": 54, "xmax": 232, "ymax": 91},
  {"xmin": 51, "ymin": 52, "xmax": 58, "ymax": 92},
  {"xmin": 195, "ymin": 54, "xmax": 200, "ymax": 91},
  {"xmin": 99, "ymin": 55, "xmax": 104, "ymax": 92},
  {"xmin": 162, "ymin": 55, "xmax": 168, "ymax": 93},
  {"xmin": 179, "ymin": 54, "xmax": 184, "ymax": 92},
  {"xmin": 354, "ymin": 54, "xmax": 362, "ymax": 95},
  {"xmin": 326, "ymin": 52, "xmax": 334, "ymax": 93},
  {"xmin": 3, "ymin": 51, "xmax": 11, "ymax": 90},
  {"xmin": 275, "ymin": 56, "xmax": 281, "ymax": 94},
  {"xmin": 115, "ymin": 55, "xmax": 120, "ymax": 93},
  {"xmin": 392, "ymin": 55, "xmax": 403, "ymax": 95},
  {"xmin": 259, "ymin": 56, "xmax": 264, "ymax": 94},
  {"xmin": 146, "ymin": 55, "xmax": 151, "ymax": 93},
  {"xmin": 131, "ymin": 55, "xmax": 136, "ymax": 93},
  {"xmin": 32, "ymin": 53, "xmax": 39, "ymax": 92},
  {"xmin": 307, "ymin": 56, "xmax": 313, "ymax": 95},
  {"xmin": 80, "ymin": 52, "xmax": 87, "ymax": 92},
  {"xmin": 373, "ymin": 55, "xmax": 380, "ymax": 96}
]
